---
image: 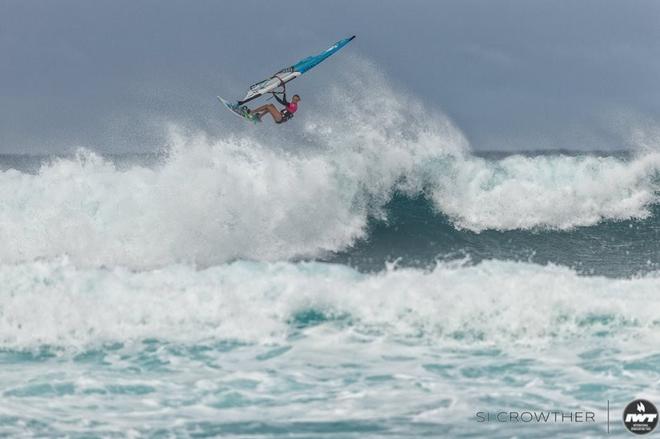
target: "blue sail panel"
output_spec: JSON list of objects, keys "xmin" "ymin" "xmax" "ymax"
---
[{"xmin": 293, "ymin": 36, "xmax": 356, "ymax": 74}]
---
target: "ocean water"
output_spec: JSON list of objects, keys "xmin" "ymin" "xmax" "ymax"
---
[{"xmin": 1, "ymin": 72, "xmax": 659, "ymax": 437}]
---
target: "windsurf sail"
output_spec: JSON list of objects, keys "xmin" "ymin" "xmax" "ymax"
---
[{"xmin": 237, "ymin": 35, "xmax": 355, "ymax": 105}]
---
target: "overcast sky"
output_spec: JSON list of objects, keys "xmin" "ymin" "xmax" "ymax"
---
[{"xmin": 1, "ymin": 0, "xmax": 659, "ymax": 153}]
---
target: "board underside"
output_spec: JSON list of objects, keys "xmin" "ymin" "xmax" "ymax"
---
[{"xmin": 217, "ymin": 97, "xmax": 260, "ymax": 123}]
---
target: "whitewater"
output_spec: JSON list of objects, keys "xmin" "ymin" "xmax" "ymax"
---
[{"xmin": 1, "ymin": 64, "xmax": 659, "ymax": 437}]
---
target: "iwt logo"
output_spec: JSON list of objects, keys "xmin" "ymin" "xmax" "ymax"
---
[{"xmin": 623, "ymin": 399, "xmax": 658, "ymax": 435}]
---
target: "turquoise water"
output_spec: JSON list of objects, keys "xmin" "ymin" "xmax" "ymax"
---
[{"xmin": 1, "ymin": 258, "xmax": 659, "ymax": 437}]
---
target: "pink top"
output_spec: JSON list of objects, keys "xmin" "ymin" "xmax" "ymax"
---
[{"xmin": 286, "ymin": 102, "xmax": 298, "ymax": 113}]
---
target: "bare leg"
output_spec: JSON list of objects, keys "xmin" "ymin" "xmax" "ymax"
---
[
  {"xmin": 251, "ymin": 104, "xmax": 275, "ymax": 114},
  {"xmin": 250, "ymin": 104, "xmax": 282, "ymax": 122}
]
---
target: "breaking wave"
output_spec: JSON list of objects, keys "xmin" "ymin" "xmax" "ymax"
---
[{"xmin": 0, "ymin": 63, "xmax": 658, "ymax": 268}]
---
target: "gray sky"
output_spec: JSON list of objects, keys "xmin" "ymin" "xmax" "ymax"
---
[{"xmin": 1, "ymin": 0, "xmax": 659, "ymax": 153}]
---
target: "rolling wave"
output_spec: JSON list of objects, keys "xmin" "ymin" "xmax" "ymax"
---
[
  {"xmin": 329, "ymin": 196, "xmax": 660, "ymax": 277},
  {"xmin": 1, "ymin": 258, "xmax": 658, "ymax": 349}
]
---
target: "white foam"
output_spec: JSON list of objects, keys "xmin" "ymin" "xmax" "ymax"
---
[{"xmin": 0, "ymin": 258, "xmax": 658, "ymax": 349}]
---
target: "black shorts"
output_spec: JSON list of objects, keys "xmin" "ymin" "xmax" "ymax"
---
[{"xmin": 276, "ymin": 110, "xmax": 292, "ymax": 124}]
